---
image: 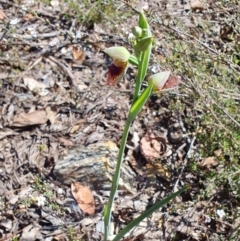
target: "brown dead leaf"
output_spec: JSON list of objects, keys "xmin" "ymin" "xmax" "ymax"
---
[
  {"xmin": 50, "ymin": 0, "xmax": 59, "ymax": 7},
  {"xmin": 11, "ymin": 110, "xmax": 48, "ymax": 127},
  {"xmin": 45, "ymin": 106, "xmax": 56, "ymax": 124},
  {"xmin": 145, "ymin": 162, "xmax": 170, "ymax": 187},
  {"xmin": 69, "ymin": 119, "xmax": 85, "ymax": 134},
  {"xmin": 71, "ymin": 182, "xmax": 95, "ymax": 215},
  {"xmin": 72, "ymin": 47, "xmax": 85, "ymax": 64},
  {"xmin": 140, "ymin": 132, "xmax": 167, "ymax": 162},
  {"xmin": 214, "ymin": 149, "xmax": 222, "ymax": 157},
  {"xmin": 190, "ymin": 0, "xmax": 205, "ymax": 11},
  {"xmin": 0, "ymin": 9, "xmax": 7, "ymax": 20},
  {"xmin": 92, "ymin": 42, "xmax": 105, "ymax": 52},
  {"xmin": 58, "ymin": 137, "xmax": 74, "ymax": 147},
  {"xmin": 23, "ymin": 76, "xmax": 49, "ymax": 96},
  {"xmin": 200, "ymin": 157, "xmax": 218, "ymax": 168},
  {"xmin": 0, "ymin": 128, "xmax": 18, "ymax": 139},
  {"xmin": 23, "ymin": 13, "xmax": 35, "ymax": 21}
]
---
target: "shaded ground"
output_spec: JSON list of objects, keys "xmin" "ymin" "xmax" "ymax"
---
[{"xmin": 0, "ymin": 0, "xmax": 240, "ymax": 241}]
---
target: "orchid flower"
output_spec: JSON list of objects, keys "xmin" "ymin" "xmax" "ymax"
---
[
  {"xmin": 148, "ymin": 71, "xmax": 182, "ymax": 92},
  {"xmin": 104, "ymin": 47, "xmax": 130, "ymax": 86}
]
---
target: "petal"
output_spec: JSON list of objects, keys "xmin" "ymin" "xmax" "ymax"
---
[
  {"xmin": 162, "ymin": 74, "xmax": 182, "ymax": 90},
  {"xmin": 106, "ymin": 62, "xmax": 127, "ymax": 86},
  {"xmin": 148, "ymin": 71, "xmax": 170, "ymax": 91},
  {"xmin": 148, "ymin": 71, "xmax": 182, "ymax": 92}
]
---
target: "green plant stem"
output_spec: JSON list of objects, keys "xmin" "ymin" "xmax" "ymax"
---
[
  {"xmin": 104, "ymin": 119, "xmax": 132, "ymax": 241},
  {"xmin": 132, "ymin": 60, "xmax": 143, "ymax": 104},
  {"xmin": 132, "ymin": 41, "xmax": 152, "ymax": 104}
]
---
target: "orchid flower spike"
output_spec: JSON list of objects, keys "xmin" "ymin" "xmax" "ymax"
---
[
  {"xmin": 148, "ymin": 71, "xmax": 182, "ymax": 92},
  {"xmin": 104, "ymin": 47, "xmax": 130, "ymax": 86}
]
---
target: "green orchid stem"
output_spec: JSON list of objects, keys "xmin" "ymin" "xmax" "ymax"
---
[
  {"xmin": 104, "ymin": 119, "xmax": 132, "ymax": 241},
  {"xmin": 132, "ymin": 60, "xmax": 143, "ymax": 104},
  {"xmin": 132, "ymin": 42, "xmax": 152, "ymax": 104},
  {"xmin": 105, "ymin": 84, "xmax": 153, "ymax": 240},
  {"xmin": 132, "ymin": 31, "xmax": 152, "ymax": 104}
]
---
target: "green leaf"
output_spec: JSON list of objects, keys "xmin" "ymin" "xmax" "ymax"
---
[
  {"xmin": 112, "ymin": 185, "xmax": 189, "ymax": 241},
  {"xmin": 135, "ymin": 36, "xmax": 153, "ymax": 52},
  {"xmin": 128, "ymin": 84, "xmax": 153, "ymax": 122}
]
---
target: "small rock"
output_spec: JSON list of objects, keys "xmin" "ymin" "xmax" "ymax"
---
[{"xmin": 54, "ymin": 141, "xmax": 136, "ymax": 192}]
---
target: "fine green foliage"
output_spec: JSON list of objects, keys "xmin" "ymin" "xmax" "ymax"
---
[
  {"xmin": 65, "ymin": 0, "xmax": 129, "ymax": 27},
  {"xmin": 37, "ymin": 0, "xmax": 129, "ymax": 27}
]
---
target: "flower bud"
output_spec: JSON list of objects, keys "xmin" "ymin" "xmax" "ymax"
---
[
  {"xmin": 132, "ymin": 26, "xmax": 143, "ymax": 38},
  {"xmin": 141, "ymin": 28, "xmax": 148, "ymax": 37},
  {"xmin": 139, "ymin": 11, "xmax": 148, "ymax": 29}
]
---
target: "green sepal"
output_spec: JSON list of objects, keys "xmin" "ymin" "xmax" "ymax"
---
[
  {"xmin": 104, "ymin": 46, "xmax": 130, "ymax": 63},
  {"xmin": 128, "ymin": 55, "xmax": 139, "ymax": 66}
]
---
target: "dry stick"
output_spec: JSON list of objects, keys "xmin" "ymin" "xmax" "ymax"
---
[
  {"xmin": 21, "ymin": 47, "xmax": 58, "ymax": 61},
  {"xmin": 153, "ymin": 16, "xmax": 218, "ymax": 55},
  {"xmin": 14, "ymin": 57, "xmax": 42, "ymax": 86},
  {"xmin": 1, "ymin": 6, "xmax": 60, "ymax": 41},
  {"xmin": 0, "ymin": 0, "xmax": 59, "ymax": 18},
  {"xmin": 0, "ymin": 0, "xmax": 17, "ymax": 6},
  {"xmin": 173, "ymin": 136, "xmax": 196, "ymax": 191},
  {"xmin": 212, "ymin": 99, "xmax": 240, "ymax": 127},
  {"xmin": 208, "ymin": 87, "xmax": 240, "ymax": 102},
  {"xmin": 21, "ymin": 40, "xmax": 74, "ymax": 60},
  {"xmin": 84, "ymin": 91, "xmax": 114, "ymax": 114},
  {"xmin": 1, "ymin": 40, "xmax": 50, "ymax": 47},
  {"xmin": 179, "ymin": 47, "xmax": 240, "ymax": 145},
  {"xmin": 11, "ymin": 31, "xmax": 61, "ymax": 40},
  {"xmin": 169, "ymin": 26, "xmax": 240, "ymax": 72},
  {"xmin": 86, "ymin": 1, "xmax": 118, "ymax": 26},
  {"xmin": 185, "ymin": 54, "xmax": 240, "ymax": 143},
  {"xmin": 199, "ymin": 87, "xmax": 240, "ymax": 128},
  {"xmin": 47, "ymin": 56, "xmax": 79, "ymax": 91},
  {"xmin": 186, "ymin": 74, "xmax": 240, "ymax": 145}
]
